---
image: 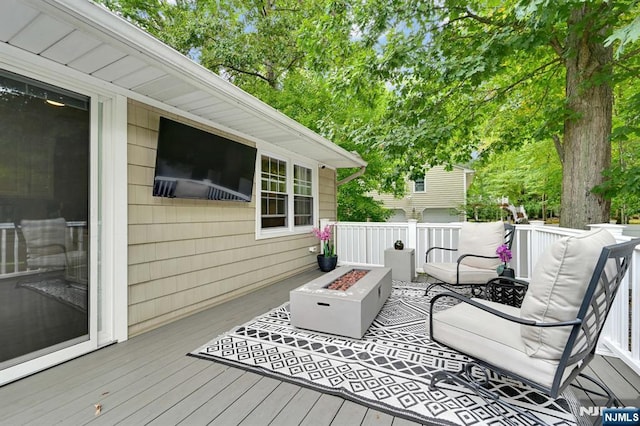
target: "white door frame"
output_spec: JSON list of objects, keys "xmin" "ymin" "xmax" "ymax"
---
[{"xmin": 0, "ymin": 44, "xmax": 128, "ymax": 385}]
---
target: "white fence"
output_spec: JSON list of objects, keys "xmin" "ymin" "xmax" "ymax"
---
[{"xmin": 324, "ymin": 219, "xmax": 640, "ymax": 376}]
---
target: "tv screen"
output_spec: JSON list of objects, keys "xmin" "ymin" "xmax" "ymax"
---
[{"xmin": 153, "ymin": 117, "xmax": 257, "ymax": 202}]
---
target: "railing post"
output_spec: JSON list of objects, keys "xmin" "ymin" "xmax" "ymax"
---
[
  {"xmin": 78, "ymin": 227, "xmax": 84, "ymax": 252},
  {"xmin": 1, "ymin": 229, "xmax": 5, "ymax": 275},
  {"xmin": 13, "ymin": 228, "xmax": 19, "ymax": 273},
  {"xmin": 407, "ymin": 220, "xmax": 417, "ymax": 249},
  {"xmin": 528, "ymin": 220, "xmax": 544, "ymax": 279},
  {"xmin": 588, "ymin": 223, "xmax": 626, "ymax": 239}
]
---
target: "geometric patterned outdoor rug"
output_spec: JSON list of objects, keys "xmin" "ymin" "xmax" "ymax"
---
[
  {"xmin": 17, "ymin": 276, "xmax": 87, "ymax": 313},
  {"xmin": 190, "ymin": 281, "xmax": 582, "ymax": 425}
]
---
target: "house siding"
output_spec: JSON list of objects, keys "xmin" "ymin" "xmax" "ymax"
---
[
  {"xmin": 319, "ymin": 168, "xmax": 337, "ymax": 220},
  {"xmin": 372, "ymin": 166, "xmax": 471, "ymax": 222},
  {"xmin": 126, "ymin": 100, "xmax": 334, "ymax": 336}
]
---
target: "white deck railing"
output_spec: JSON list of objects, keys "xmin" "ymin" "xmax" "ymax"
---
[
  {"xmin": 0, "ymin": 221, "xmax": 87, "ymax": 277},
  {"xmin": 323, "ymin": 219, "xmax": 640, "ymax": 377}
]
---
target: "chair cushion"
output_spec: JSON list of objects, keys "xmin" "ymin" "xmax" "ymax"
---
[
  {"xmin": 20, "ymin": 218, "xmax": 68, "ymax": 269},
  {"xmin": 520, "ymin": 228, "xmax": 616, "ymax": 359},
  {"xmin": 457, "ymin": 221, "xmax": 504, "ymax": 270},
  {"xmin": 423, "ymin": 262, "xmax": 498, "ymax": 285},
  {"xmin": 431, "ymin": 299, "xmax": 570, "ymax": 389}
]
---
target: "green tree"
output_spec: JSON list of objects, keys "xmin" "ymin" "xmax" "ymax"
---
[
  {"xmin": 99, "ymin": 0, "xmax": 401, "ymax": 220},
  {"xmin": 101, "ymin": 0, "xmax": 640, "ymax": 229},
  {"xmin": 319, "ymin": 0, "xmax": 639, "ymax": 229},
  {"xmin": 466, "ymin": 139, "xmax": 562, "ymax": 221}
]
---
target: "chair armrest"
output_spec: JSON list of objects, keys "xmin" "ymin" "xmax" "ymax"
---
[
  {"xmin": 452, "ymin": 253, "xmax": 501, "ymax": 284},
  {"xmin": 456, "ymin": 253, "xmax": 499, "ymax": 263},
  {"xmin": 430, "ymin": 292, "xmax": 533, "ymax": 326},
  {"xmin": 426, "ymin": 246, "xmax": 457, "ymax": 262},
  {"xmin": 47, "ymin": 243, "xmax": 68, "ymax": 253},
  {"xmin": 429, "ymin": 291, "xmax": 582, "ymax": 330}
]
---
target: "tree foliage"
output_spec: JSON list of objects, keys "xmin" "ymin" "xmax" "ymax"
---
[
  {"xmin": 329, "ymin": 0, "xmax": 638, "ymax": 228},
  {"xmin": 466, "ymin": 139, "xmax": 562, "ymax": 221},
  {"xmin": 100, "ymin": 0, "xmax": 640, "ymax": 228}
]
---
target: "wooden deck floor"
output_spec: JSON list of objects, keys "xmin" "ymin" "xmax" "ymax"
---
[{"xmin": 0, "ymin": 269, "xmax": 639, "ymax": 425}]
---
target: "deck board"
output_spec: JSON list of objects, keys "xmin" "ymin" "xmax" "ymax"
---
[
  {"xmin": 89, "ymin": 360, "xmax": 211, "ymax": 425},
  {"xmin": 115, "ymin": 364, "xmax": 228, "ymax": 425},
  {"xmin": 300, "ymin": 394, "xmax": 345, "ymax": 425},
  {"xmin": 269, "ymin": 387, "xmax": 323, "ymax": 426},
  {"xmin": 150, "ymin": 367, "xmax": 249, "ymax": 425},
  {"xmin": 331, "ymin": 400, "xmax": 368, "ymax": 425},
  {"xmin": 209, "ymin": 373, "xmax": 280, "ymax": 426},
  {"xmin": 362, "ymin": 409, "xmax": 395, "ymax": 425},
  {"xmin": 0, "ymin": 268, "xmax": 638, "ymax": 426}
]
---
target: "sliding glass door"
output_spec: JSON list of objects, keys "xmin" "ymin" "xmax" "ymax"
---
[{"xmin": 0, "ymin": 69, "xmax": 90, "ymax": 369}]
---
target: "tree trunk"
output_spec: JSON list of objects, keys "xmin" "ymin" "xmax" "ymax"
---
[{"xmin": 560, "ymin": 5, "xmax": 613, "ymax": 229}]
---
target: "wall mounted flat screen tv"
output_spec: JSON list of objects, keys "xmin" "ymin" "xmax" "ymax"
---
[{"xmin": 153, "ymin": 117, "xmax": 257, "ymax": 201}]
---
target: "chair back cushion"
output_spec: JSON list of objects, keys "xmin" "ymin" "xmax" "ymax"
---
[
  {"xmin": 520, "ymin": 228, "xmax": 616, "ymax": 359},
  {"xmin": 458, "ymin": 221, "xmax": 505, "ymax": 270},
  {"xmin": 21, "ymin": 218, "xmax": 68, "ymax": 268}
]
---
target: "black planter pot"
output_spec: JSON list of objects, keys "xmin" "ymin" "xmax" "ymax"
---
[
  {"xmin": 317, "ymin": 255, "xmax": 338, "ymax": 272},
  {"xmin": 499, "ymin": 267, "xmax": 515, "ymax": 278}
]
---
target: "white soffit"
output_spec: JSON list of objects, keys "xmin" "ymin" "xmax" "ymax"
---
[{"xmin": 0, "ymin": 0, "xmax": 366, "ymax": 170}]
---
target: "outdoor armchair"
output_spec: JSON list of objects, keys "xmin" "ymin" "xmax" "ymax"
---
[
  {"xmin": 20, "ymin": 217, "xmax": 87, "ymax": 285},
  {"xmin": 423, "ymin": 221, "xmax": 514, "ymax": 295},
  {"xmin": 429, "ymin": 229, "xmax": 640, "ymax": 424}
]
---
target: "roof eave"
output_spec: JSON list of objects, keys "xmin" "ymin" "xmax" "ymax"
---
[{"xmin": 36, "ymin": 0, "xmax": 366, "ymax": 169}]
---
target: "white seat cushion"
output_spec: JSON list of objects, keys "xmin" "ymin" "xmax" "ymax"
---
[
  {"xmin": 457, "ymin": 221, "xmax": 504, "ymax": 270},
  {"xmin": 520, "ymin": 228, "xmax": 616, "ymax": 359},
  {"xmin": 423, "ymin": 262, "xmax": 499, "ymax": 285},
  {"xmin": 431, "ymin": 299, "xmax": 573, "ymax": 389}
]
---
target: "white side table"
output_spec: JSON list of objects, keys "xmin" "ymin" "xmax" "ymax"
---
[{"xmin": 384, "ymin": 248, "xmax": 415, "ymax": 282}]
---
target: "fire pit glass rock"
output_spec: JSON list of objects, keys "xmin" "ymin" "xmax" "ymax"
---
[{"xmin": 325, "ymin": 269, "xmax": 369, "ymax": 291}]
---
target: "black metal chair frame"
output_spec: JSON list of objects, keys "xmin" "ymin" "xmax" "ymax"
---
[
  {"xmin": 428, "ymin": 238, "xmax": 640, "ymax": 425},
  {"xmin": 424, "ymin": 222, "xmax": 515, "ymax": 297}
]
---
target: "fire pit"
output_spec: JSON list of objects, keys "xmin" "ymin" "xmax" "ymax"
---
[{"xmin": 289, "ymin": 266, "xmax": 392, "ymax": 338}]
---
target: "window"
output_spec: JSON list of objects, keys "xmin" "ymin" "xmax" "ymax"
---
[
  {"xmin": 261, "ymin": 156, "xmax": 287, "ymax": 228},
  {"xmin": 259, "ymin": 154, "xmax": 316, "ymax": 236},
  {"xmin": 294, "ymin": 165, "xmax": 313, "ymax": 226},
  {"xmin": 414, "ymin": 177, "xmax": 426, "ymax": 192}
]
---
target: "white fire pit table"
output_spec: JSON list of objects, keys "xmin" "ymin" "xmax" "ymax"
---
[{"xmin": 289, "ymin": 266, "xmax": 392, "ymax": 338}]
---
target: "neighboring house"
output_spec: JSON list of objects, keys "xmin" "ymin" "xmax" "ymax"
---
[
  {"xmin": 0, "ymin": 0, "xmax": 365, "ymax": 385},
  {"xmin": 372, "ymin": 165, "xmax": 474, "ymax": 222}
]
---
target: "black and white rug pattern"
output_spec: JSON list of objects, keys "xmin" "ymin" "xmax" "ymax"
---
[
  {"xmin": 190, "ymin": 281, "xmax": 580, "ymax": 425},
  {"xmin": 17, "ymin": 276, "xmax": 87, "ymax": 313}
]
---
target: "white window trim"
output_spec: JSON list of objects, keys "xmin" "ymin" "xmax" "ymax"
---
[
  {"xmin": 256, "ymin": 150, "xmax": 319, "ymax": 240},
  {"xmin": 413, "ymin": 176, "xmax": 426, "ymax": 193}
]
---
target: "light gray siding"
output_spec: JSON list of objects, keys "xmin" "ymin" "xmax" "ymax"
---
[
  {"xmin": 127, "ymin": 101, "xmax": 334, "ymax": 336},
  {"xmin": 372, "ymin": 165, "xmax": 471, "ymax": 222}
]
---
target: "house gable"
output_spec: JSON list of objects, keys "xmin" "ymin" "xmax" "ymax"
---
[{"xmin": 372, "ymin": 165, "xmax": 473, "ymax": 222}]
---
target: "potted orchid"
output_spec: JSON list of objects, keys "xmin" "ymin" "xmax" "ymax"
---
[
  {"xmin": 312, "ymin": 225, "xmax": 337, "ymax": 272},
  {"xmin": 496, "ymin": 244, "xmax": 514, "ymax": 278}
]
